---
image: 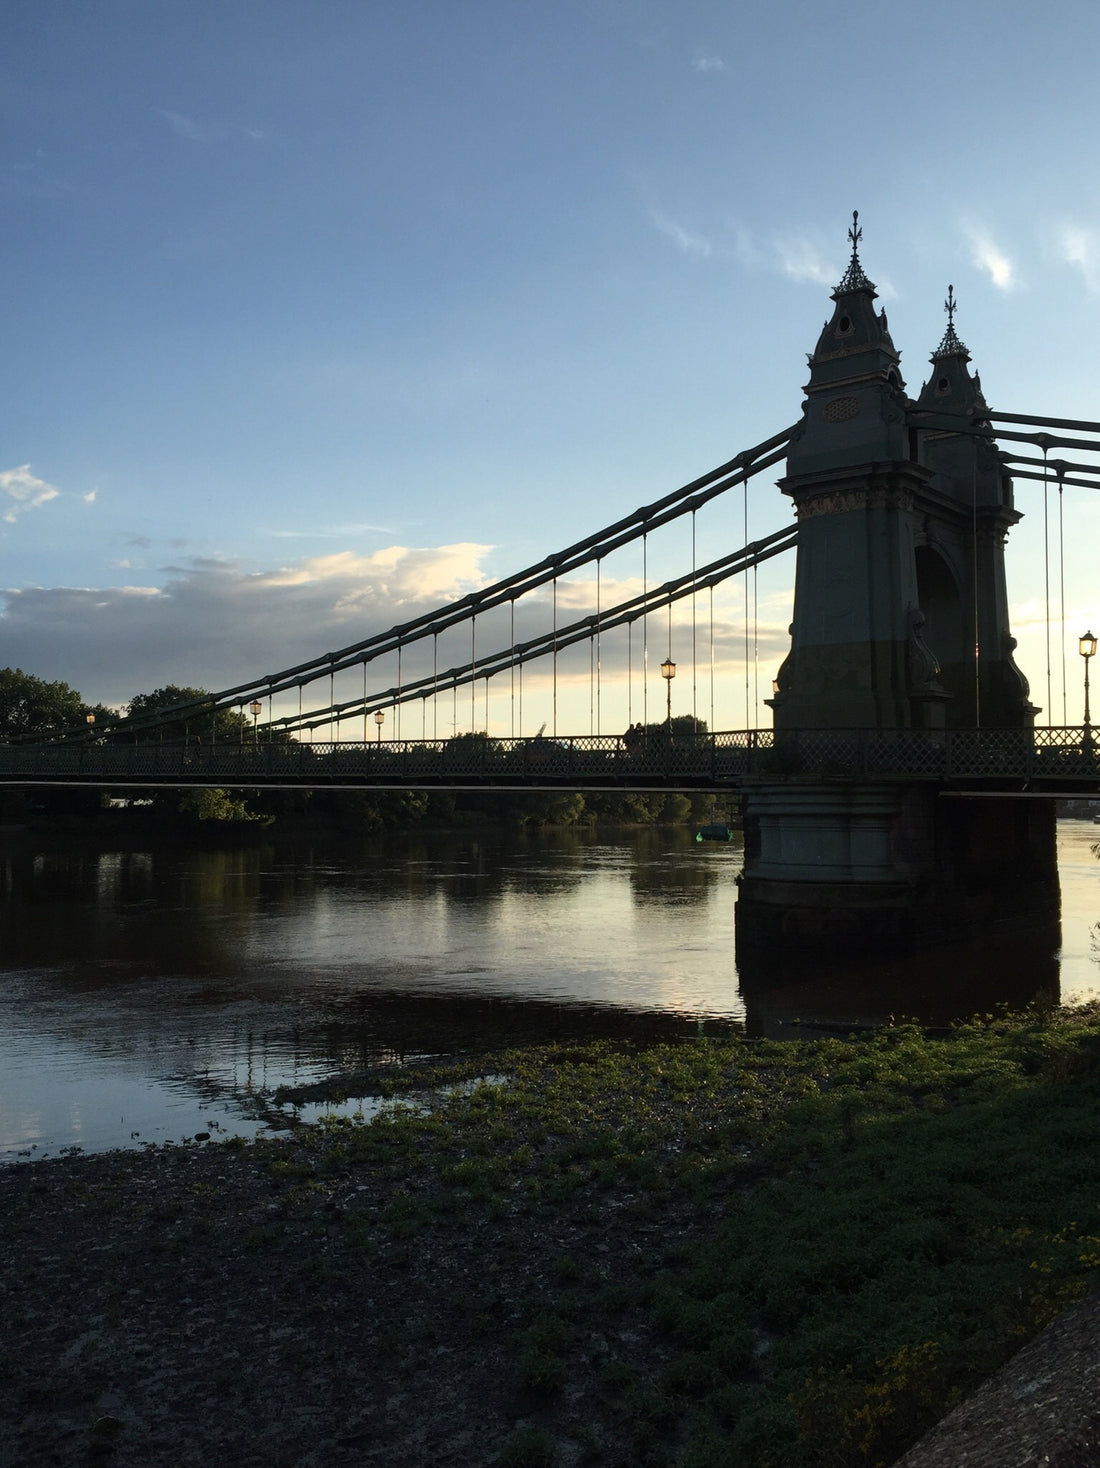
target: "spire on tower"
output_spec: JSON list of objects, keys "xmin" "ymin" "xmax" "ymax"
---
[
  {"xmin": 834, "ymin": 210, "xmax": 874, "ymax": 294},
  {"xmin": 931, "ymin": 284, "xmax": 970, "ymax": 362}
]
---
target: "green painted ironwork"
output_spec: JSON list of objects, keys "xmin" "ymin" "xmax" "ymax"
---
[{"xmin": 2, "ymin": 726, "xmax": 1098, "ymax": 792}]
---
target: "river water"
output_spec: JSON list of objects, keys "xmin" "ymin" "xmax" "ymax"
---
[{"xmin": 1, "ymin": 820, "xmax": 1097, "ymax": 1163}]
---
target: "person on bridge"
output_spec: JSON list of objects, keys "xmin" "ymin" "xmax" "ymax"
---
[{"xmin": 623, "ymin": 723, "xmax": 645, "ymax": 755}]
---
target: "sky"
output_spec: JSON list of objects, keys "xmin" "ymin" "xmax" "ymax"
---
[{"xmin": 4, "ymin": 0, "xmax": 1100, "ymax": 734}]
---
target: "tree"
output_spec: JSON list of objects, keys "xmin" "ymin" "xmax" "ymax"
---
[
  {"xmin": 177, "ymin": 788, "xmax": 270, "ymax": 824},
  {"xmin": 121, "ymin": 685, "xmax": 249, "ymax": 742},
  {"xmin": 118, "ymin": 686, "xmax": 271, "ymax": 824},
  {"xmin": 0, "ymin": 667, "xmax": 85, "ymax": 740}
]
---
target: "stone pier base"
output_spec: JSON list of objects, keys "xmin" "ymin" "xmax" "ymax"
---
[{"xmin": 735, "ymin": 779, "xmax": 1059, "ymax": 958}]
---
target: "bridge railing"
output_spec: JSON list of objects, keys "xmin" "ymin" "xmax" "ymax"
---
[{"xmin": 0, "ymin": 727, "xmax": 1098, "ymax": 786}]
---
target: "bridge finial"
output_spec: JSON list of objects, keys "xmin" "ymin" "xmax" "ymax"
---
[
  {"xmin": 931, "ymin": 282, "xmax": 970, "ymax": 361},
  {"xmin": 834, "ymin": 209, "xmax": 874, "ymax": 293}
]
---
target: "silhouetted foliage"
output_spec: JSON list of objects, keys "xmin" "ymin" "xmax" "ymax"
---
[
  {"xmin": 122, "ymin": 685, "xmax": 250, "ymax": 743},
  {"xmin": 0, "ymin": 667, "xmax": 86, "ymax": 740},
  {"xmin": 176, "ymin": 788, "xmax": 271, "ymax": 824}
]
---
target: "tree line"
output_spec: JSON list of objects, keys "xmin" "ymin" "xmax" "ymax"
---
[
  {"xmin": 0, "ymin": 668, "xmax": 237, "ymax": 742},
  {"xmin": 0, "ymin": 668, "xmax": 722, "ymax": 831}
]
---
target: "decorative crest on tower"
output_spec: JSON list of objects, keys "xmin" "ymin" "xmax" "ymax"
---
[
  {"xmin": 834, "ymin": 210, "xmax": 874, "ymax": 294},
  {"xmin": 931, "ymin": 284, "xmax": 970, "ymax": 361}
]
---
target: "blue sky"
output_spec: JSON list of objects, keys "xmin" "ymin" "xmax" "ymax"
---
[{"xmin": 3, "ymin": 0, "xmax": 1100, "ymax": 728}]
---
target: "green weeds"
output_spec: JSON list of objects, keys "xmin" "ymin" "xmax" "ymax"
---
[
  {"xmin": 248, "ymin": 1003, "xmax": 1100, "ymax": 1467},
  {"xmin": 497, "ymin": 1425, "xmax": 557, "ymax": 1466}
]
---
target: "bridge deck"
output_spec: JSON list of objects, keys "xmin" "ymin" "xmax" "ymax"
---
[{"xmin": 3, "ymin": 729, "xmax": 1100, "ymax": 793}]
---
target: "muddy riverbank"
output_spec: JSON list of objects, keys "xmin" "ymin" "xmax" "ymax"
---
[{"xmin": 2, "ymin": 1016, "xmax": 1099, "ymax": 1467}]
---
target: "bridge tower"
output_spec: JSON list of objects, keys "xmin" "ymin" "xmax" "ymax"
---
[{"xmin": 736, "ymin": 218, "xmax": 1057, "ymax": 957}]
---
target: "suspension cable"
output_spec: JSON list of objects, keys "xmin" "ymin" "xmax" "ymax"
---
[
  {"xmin": 1058, "ymin": 468, "xmax": 1068, "ymax": 724},
  {"xmin": 642, "ymin": 533, "xmax": 648, "ymax": 728},
  {"xmin": 552, "ymin": 576, "xmax": 558, "ymax": 737},
  {"xmin": 743, "ymin": 476, "xmax": 750, "ymax": 727},
  {"xmin": 972, "ymin": 454, "xmax": 981, "ymax": 729},
  {"xmin": 691, "ymin": 510, "xmax": 697, "ymax": 727},
  {"xmin": 596, "ymin": 559, "xmax": 602, "ymax": 737},
  {"xmin": 54, "ymin": 452, "xmax": 793, "ymax": 750},
  {"xmin": 753, "ymin": 556, "xmax": 759, "ymax": 728},
  {"xmin": 627, "ymin": 621, "xmax": 633, "ymax": 727},
  {"xmin": 1043, "ymin": 445, "xmax": 1052, "ymax": 725},
  {"xmin": 108, "ymin": 430, "xmax": 797, "ymax": 739},
  {"xmin": 589, "ymin": 626, "xmax": 594, "ymax": 736},
  {"xmin": 249, "ymin": 527, "xmax": 799, "ymax": 735},
  {"xmin": 709, "ymin": 585, "xmax": 715, "ymax": 733}
]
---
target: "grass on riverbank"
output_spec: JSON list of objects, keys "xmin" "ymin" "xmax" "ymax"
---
[
  {"xmin": 3, "ymin": 1004, "xmax": 1098, "ymax": 1467},
  {"xmin": 270, "ymin": 1003, "xmax": 1100, "ymax": 1466}
]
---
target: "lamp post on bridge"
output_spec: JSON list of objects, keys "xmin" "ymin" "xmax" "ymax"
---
[
  {"xmin": 660, "ymin": 658, "xmax": 676, "ymax": 737},
  {"xmin": 1080, "ymin": 631, "xmax": 1096, "ymax": 752},
  {"xmin": 374, "ymin": 709, "xmax": 385, "ymax": 745},
  {"xmin": 249, "ymin": 700, "xmax": 262, "ymax": 745}
]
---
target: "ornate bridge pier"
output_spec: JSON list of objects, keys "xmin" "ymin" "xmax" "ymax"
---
[{"xmin": 736, "ymin": 221, "xmax": 1059, "ymax": 956}]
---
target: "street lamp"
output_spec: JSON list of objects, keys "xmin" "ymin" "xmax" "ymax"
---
[
  {"xmin": 1080, "ymin": 631, "xmax": 1096, "ymax": 746},
  {"xmin": 249, "ymin": 699, "xmax": 262, "ymax": 744},
  {"xmin": 374, "ymin": 708, "xmax": 385, "ymax": 745},
  {"xmin": 660, "ymin": 658, "xmax": 676, "ymax": 735},
  {"xmin": 85, "ymin": 713, "xmax": 95, "ymax": 739}
]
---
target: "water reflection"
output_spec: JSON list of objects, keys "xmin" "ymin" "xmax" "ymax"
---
[
  {"xmin": 0, "ymin": 821, "xmax": 1097, "ymax": 1162},
  {"xmin": 738, "ymin": 927, "xmax": 1062, "ymax": 1039},
  {"xmin": 1, "ymin": 846, "xmax": 267, "ymax": 973},
  {"xmin": 628, "ymin": 829, "xmax": 719, "ymax": 907}
]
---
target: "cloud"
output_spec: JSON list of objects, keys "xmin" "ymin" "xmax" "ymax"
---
[
  {"xmin": 0, "ymin": 542, "xmax": 495, "ymax": 705},
  {"xmin": 156, "ymin": 109, "xmax": 203, "ymax": 141},
  {"xmin": 267, "ymin": 521, "xmax": 395, "ymax": 540},
  {"xmin": 1055, "ymin": 223, "xmax": 1100, "ymax": 294},
  {"xmin": 965, "ymin": 226, "xmax": 1016, "ymax": 291},
  {"xmin": 650, "ymin": 209, "xmax": 712, "ymax": 258},
  {"xmin": 83, "ymin": 491, "xmax": 97, "ymax": 505},
  {"xmin": 731, "ymin": 225, "xmax": 764, "ymax": 269},
  {"xmin": 692, "ymin": 51, "xmax": 726, "ymax": 73},
  {"xmin": 0, "ymin": 464, "xmax": 59, "ymax": 524},
  {"xmin": 774, "ymin": 236, "xmax": 838, "ymax": 287},
  {"xmin": 727, "ymin": 223, "xmax": 894, "ymax": 297}
]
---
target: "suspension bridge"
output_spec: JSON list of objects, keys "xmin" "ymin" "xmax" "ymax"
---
[
  {"xmin": 4, "ymin": 221, "xmax": 1098, "ymax": 801},
  {"xmin": 8, "ymin": 215, "xmax": 1096, "ymax": 949}
]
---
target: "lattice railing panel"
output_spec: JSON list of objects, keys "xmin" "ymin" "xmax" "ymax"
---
[{"xmin": 2, "ymin": 727, "xmax": 1099, "ymax": 787}]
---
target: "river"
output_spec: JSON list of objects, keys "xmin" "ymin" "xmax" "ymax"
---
[{"xmin": 1, "ymin": 820, "xmax": 1097, "ymax": 1163}]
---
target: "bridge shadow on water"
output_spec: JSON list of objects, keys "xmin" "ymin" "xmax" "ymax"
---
[
  {"xmin": 736, "ymin": 915, "xmax": 1063, "ymax": 1040},
  {"xmin": 292, "ymin": 904, "xmax": 1066, "ymax": 1062}
]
